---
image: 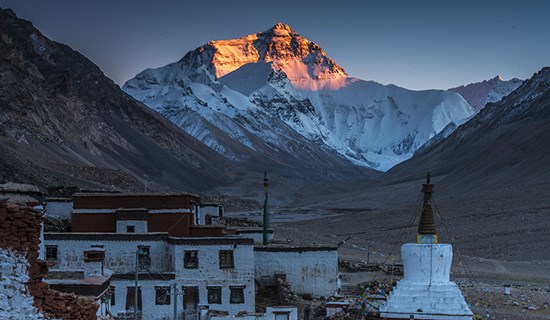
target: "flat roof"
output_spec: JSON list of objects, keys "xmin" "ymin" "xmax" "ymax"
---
[
  {"xmin": 45, "ymin": 197, "xmax": 73, "ymax": 202},
  {"xmin": 168, "ymin": 237, "xmax": 254, "ymax": 246},
  {"xmin": 45, "ymin": 232, "xmax": 170, "ymax": 241},
  {"xmin": 44, "ymin": 232, "xmax": 254, "ymax": 245},
  {"xmin": 254, "ymin": 244, "xmax": 337, "ymax": 252},
  {"xmin": 73, "ymin": 192, "xmax": 200, "ymax": 198}
]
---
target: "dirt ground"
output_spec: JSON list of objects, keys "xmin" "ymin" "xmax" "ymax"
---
[{"xmin": 226, "ymin": 195, "xmax": 550, "ymax": 319}]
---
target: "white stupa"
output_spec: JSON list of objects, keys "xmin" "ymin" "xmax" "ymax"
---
[{"xmin": 379, "ymin": 174, "xmax": 473, "ymax": 320}]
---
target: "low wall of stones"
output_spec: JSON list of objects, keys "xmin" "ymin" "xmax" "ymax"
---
[{"xmin": 0, "ymin": 201, "xmax": 98, "ymax": 319}]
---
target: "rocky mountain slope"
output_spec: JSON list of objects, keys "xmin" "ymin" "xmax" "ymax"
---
[
  {"xmin": 1, "ymin": 10, "xmax": 375, "ymax": 196},
  {"xmin": 449, "ymin": 75, "xmax": 522, "ymax": 111},
  {"xmin": 124, "ymin": 23, "xmax": 475, "ymax": 171},
  {"xmin": 0, "ymin": 8, "xmax": 234, "ymax": 192}
]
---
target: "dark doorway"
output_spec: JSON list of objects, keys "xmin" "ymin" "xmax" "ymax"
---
[
  {"xmin": 125, "ymin": 286, "xmax": 142, "ymax": 314},
  {"xmin": 183, "ymin": 286, "xmax": 199, "ymax": 320}
]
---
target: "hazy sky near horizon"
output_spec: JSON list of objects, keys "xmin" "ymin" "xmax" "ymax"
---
[{"xmin": 2, "ymin": 0, "xmax": 549, "ymax": 90}]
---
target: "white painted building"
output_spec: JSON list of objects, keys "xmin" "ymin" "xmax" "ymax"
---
[
  {"xmin": 197, "ymin": 203, "xmax": 224, "ymax": 225},
  {"xmin": 232, "ymin": 228, "xmax": 273, "ymax": 245},
  {"xmin": 44, "ymin": 233, "xmax": 256, "ymax": 319},
  {"xmin": 254, "ymin": 245, "xmax": 339, "ymax": 297}
]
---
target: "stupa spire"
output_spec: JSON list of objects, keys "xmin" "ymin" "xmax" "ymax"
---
[{"xmin": 417, "ymin": 172, "xmax": 437, "ymax": 244}]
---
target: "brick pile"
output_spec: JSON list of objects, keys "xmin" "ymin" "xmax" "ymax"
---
[{"xmin": 0, "ymin": 201, "xmax": 99, "ymax": 319}]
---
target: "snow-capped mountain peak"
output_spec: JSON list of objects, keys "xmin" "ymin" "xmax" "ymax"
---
[
  {"xmin": 124, "ymin": 23, "xmax": 475, "ymax": 172},
  {"xmin": 177, "ymin": 22, "xmax": 347, "ymax": 91},
  {"xmin": 449, "ymin": 75, "xmax": 522, "ymax": 111}
]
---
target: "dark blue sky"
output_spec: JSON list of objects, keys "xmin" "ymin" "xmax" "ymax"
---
[{"xmin": 3, "ymin": 0, "xmax": 549, "ymax": 89}]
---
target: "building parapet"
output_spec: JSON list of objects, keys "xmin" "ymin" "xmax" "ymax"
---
[
  {"xmin": 45, "ymin": 232, "xmax": 170, "ymax": 241},
  {"xmin": 111, "ymin": 273, "xmax": 176, "ymax": 280},
  {"xmin": 254, "ymin": 244, "xmax": 337, "ymax": 252},
  {"xmin": 168, "ymin": 237, "xmax": 254, "ymax": 246}
]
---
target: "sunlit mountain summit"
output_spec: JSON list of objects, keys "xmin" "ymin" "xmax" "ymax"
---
[{"xmin": 124, "ymin": 23, "xmax": 475, "ymax": 171}]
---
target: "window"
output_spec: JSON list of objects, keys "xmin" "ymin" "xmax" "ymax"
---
[
  {"xmin": 155, "ymin": 286, "xmax": 171, "ymax": 305},
  {"xmin": 110, "ymin": 287, "xmax": 116, "ymax": 306},
  {"xmin": 219, "ymin": 250, "xmax": 234, "ymax": 269},
  {"xmin": 126, "ymin": 225, "xmax": 135, "ymax": 233},
  {"xmin": 184, "ymin": 250, "xmax": 199, "ymax": 269},
  {"xmin": 45, "ymin": 245, "xmax": 58, "ymax": 261},
  {"xmin": 207, "ymin": 286, "xmax": 221, "ymax": 304},
  {"xmin": 138, "ymin": 246, "xmax": 150, "ymax": 272},
  {"xmin": 230, "ymin": 286, "xmax": 245, "ymax": 304}
]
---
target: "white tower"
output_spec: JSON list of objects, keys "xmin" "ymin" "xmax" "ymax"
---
[{"xmin": 379, "ymin": 174, "xmax": 473, "ymax": 320}]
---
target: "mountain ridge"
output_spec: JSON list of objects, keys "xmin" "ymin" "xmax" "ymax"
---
[
  {"xmin": 0, "ymin": 7, "xmax": 233, "ymax": 192},
  {"xmin": 124, "ymin": 22, "xmax": 475, "ymax": 171},
  {"xmin": 449, "ymin": 75, "xmax": 522, "ymax": 111},
  {"xmin": 1, "ymin": 10, "xmax": 377, "ymax": 197}
]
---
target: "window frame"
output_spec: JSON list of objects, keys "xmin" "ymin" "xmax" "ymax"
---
[
  {"xmin": 137, "ymin": 246, "xmax": 151, "ymax": 272},
  {"xmin": 45, "ymin": 245, "xmax": 58, "ymax": 261},
  {"xmin": 110, "ymin": 286, "xmax": 116, "ymax": 306},
  {"xmin": 219, "ymin": 250, "xmax": 234, "ymax": 269},
  {"xmin": 207, "ymin": 286, "xmax": 222, "ymax": 304},
  {"xmin": 155, "ymin": 286, "xmax": 171, "ymax": 305},
  {"xmin": 184, "ymin": 250, "xmax": 199, "ymax": 269},
  {"xmin": 229, "ymin": 286, "xmax": 245, "ymax": 304}
]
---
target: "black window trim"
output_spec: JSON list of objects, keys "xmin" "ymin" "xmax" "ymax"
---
[
  {"xmin": 184, "ymin": 250, "xmax": 199, "ymax": 269},
  {"xmin": 219, "ymin": 250, "xmax": 234, "ymax": 269},
  {"xmin": 207, "ymin": 286, "xmax": 222, "ymax": 304},
  {"xmin": 45, "ymin": 245, "xmax": 58, "ymax": 261},
  {"xmin": 155, "ymin": 286, "xmax": 171, "ymax": 305},
  {"xmin": 229, "ymin": 285, "xmax": 245, "ymax": 304}
]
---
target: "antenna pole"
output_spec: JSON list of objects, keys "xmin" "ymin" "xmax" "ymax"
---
[
  {"xmin": 134, "ymin": 249, "xmax": 139, "ymax": 320},
  {"xmin": 262, "ymin": 172, "xmax": 270, "ymax": 245}
]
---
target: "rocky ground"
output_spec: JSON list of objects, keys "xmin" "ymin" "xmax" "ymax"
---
[{"xmin": 227, "ymin": 181, "xmax": 550, "ymax": 319}]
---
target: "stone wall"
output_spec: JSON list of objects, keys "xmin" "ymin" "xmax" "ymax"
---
[
  {"xmin": 0, "ymin": 201, "xmax": 99, "ymax": 319},
  {"xmin": 0, "ymin": 247, "xmax": 46, "ymax": 319}
]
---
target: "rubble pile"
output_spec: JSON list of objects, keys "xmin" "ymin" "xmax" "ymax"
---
[
  {"xmin": 338, "ymin": 259, "xmax": 383, "ymax": 272},
  {"xmin": 276, "ymin": 275, "xmax": 298, "ymax": 305},
  {"xmin": 221, "ymin": 216, "xmax": 262, "ymax": 228},
  {"xmin": 0, "ymin": 201, "xmax": 99, "ymax": 319},
  {"xmin": 325, "ymin": 309, "xmax": 355, "ymax": 320},
  {"xmin": 202, "ymin": 195, "xmax": 261, "ymax": 212},
  {"xmin": 43, "ymin": 215, "xmax": 71, "ymax": 232}
]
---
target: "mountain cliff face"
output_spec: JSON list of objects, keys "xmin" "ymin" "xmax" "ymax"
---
[
  {"xmin": 0, "ymin": 8, "xmax": 233, "ymax": 192},
  {"xmin": 449, "ymin": 76, "xmax": 522, "ymax": 111},
  {"xmin": 124, "ymin": 23, "xmax": 474, "ymax": 171}
]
